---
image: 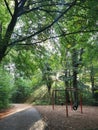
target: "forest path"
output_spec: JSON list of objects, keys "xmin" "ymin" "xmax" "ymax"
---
[{"xmin": 0, "ymin": 104, "xmax": 46, "ymax": 130}]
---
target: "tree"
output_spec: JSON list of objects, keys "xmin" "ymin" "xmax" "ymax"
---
[
  {"xmin": 1, "ymin": 0, "xmax": 98, "ymax": 107},
  {"xmin": 0, "ymin": 0, "xmax": 78, "ymax": 62}
]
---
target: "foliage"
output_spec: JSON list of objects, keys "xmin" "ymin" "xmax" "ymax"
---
[
  {"xmin": 12, "ymin": 78, "xmax": 32, "ymax": 103},
  {"xmin": 0, "ymin": 0, "xmax": 11, "ymax": 36},
  {"xmin": 94, "ymin": 90, "xmax": 98, "ymax": 101},
  {"xmin": 31, "ymin": 73, "xmax": 43, "ymax": 90},
  {"xmin": 0, "ymin": 0, "xmax": 78, "ymax": 62},
  {"xmin": 0, "ymin": 66, "xmax": 13, "ymax": 109},
  {"xmin": 1, "ymin": 0, "xmax": 98, "ymax": 107},
  {"xmin": 27, "ymin": 85, "xmax": 49, "ymax": 105}
]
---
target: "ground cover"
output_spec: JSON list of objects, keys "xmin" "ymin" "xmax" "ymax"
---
[
  {"xmin": 35, "ymin": 105, "xmax": 98, "ymax": 130},
  {"xmin": 0, "ymin": 104, "xmax": 98, "ymax": 130}
]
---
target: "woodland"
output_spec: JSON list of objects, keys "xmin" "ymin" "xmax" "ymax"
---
[{"xmin": 0, "ymin": 0, "xmax": 98, "ymax": 109}]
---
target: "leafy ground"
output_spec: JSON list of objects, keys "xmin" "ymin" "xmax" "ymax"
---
[
  {"xmin": 0, "ymin": 104, "xmax": 98, "ymax": 130},
  {"xmin": 35, "ymin": 105, "xmax": 98, "ymax": 130}
]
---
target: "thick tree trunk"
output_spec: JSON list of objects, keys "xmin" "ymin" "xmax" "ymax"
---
[
  {"xmin": 0, "ymin": 2, "xmax": 18, "ymax": 63},
  {"xmin": 72, "ymin": 68, "xmax": 78, "ymax": 102},
  {"xmin": 72, "ymin": 48, "xmax": 78, "ymax": 106},
  {"xmin": 0, "ymin": 45, "xmax": 6, "ymax": 62},
  {"xmin": 64, "ymin": 70, "xmax": 70, "ymax": 102},
  {"xmin": 71, "ymin": 48, "xmax": 83, "ymax": 105}
]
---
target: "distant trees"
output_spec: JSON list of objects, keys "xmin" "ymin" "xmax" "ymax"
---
[{"xmin": 12, "ymin": 78, "xmax": 32, "ymax": 103}]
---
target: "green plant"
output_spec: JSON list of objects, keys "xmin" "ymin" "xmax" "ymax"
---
[
  {"xmin": 0, "ymin": 67, "xmax": 13, "ymax": 109},
  {"xmin": 12, "ymin": 78, "xmax": 32, "ymax": 103},
  {"xmin": 94, "ymin": 90, "xmax": 98, "ymax": 100}
]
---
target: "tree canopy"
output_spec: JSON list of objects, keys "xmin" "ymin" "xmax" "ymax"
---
[
  {"xmin": 0, "ymin": 0, "xmax": 98, "ymax": 62},
  {"xmin": 0, "ymin": 0, "xmax": 98, "ymax": 107}
]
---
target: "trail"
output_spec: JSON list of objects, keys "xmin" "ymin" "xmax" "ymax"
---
[{"xmin": 0, "ymin": 104, "xmax": 46, "ymax": 130}]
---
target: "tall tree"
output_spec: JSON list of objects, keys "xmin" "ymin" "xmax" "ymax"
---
[{"xmin": 0, "ymin": 0, "xmax": 77, "ymax": 62}]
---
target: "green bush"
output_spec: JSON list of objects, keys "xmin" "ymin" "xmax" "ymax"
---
[
  {"xmin": 94, "ymin": 90, "xmax": 98, "ymax": 100},
  {"xmin": 0, "ymin": 68, "xmax": 13, "ymax": 109},
  {"xmin": 82, "ymin": 90, "xmax": 93, "ymax": 105},
  {"xmin": 12, "ymin": 78, "xmax": 32, "ymax": 103}
]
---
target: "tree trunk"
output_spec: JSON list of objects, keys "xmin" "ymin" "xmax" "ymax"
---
[
  {"xmin": 72, "ymin": 48, "xmax": 78, "ymax": 104},
  {"xmin": 0, "ymin": 3, "xmax": 18, "ymax": 62},
  {"xmin": 64, "ymin": 70, "xmax": 70, "ymax": 102}
]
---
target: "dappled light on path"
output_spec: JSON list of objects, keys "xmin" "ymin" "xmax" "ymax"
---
[
  {"xmin": 29, "ymin": 119, "xmax": 47, "ymax": 130},
  {"xmin": 35, "ymin": 105, "xmax": 98, "ymax": 130},
  {"xmin": 0, "ymin": 104, "xmax": 32, "ymax": 119}
]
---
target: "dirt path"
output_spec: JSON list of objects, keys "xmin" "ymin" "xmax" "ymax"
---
[
  {"xmin": 35, "ymin": 105, "xmax": 98, "ymax": 130},
  {"xmin": 0, "ymin": 104, "xmax": 46, "ymax": 130},
  {"xmin": 1, "ymin": 104, "xmax": 98, "ymax": 130},
  {"xmin": 0, "ymin": 104, "xmax": 32, "ymax": 119}
]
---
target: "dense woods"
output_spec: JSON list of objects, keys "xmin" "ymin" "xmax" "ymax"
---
[{"xmin": 0, "ymin": 0, "xmax": 98, "ymax": 109}]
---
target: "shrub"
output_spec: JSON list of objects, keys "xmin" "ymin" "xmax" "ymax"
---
[
  {"xmin": 0, "ymin": 68, "xmax": 13, "ymax": 109},
  {"xmin": 12, "ymin": 78, "xmax": 32, "ymax": 103},
  {"xmin": 94, "ymin": 90, "xmax": 98, "ymax": 100}
]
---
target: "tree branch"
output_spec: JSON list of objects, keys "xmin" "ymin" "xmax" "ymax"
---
[
  {"xmin": 10, "ymin": 0, "xmax": 77, "ymax": 45},
  {"xmin": 18, "ymin": 2, "xmax": 72, "ymax": 16},
  {"xmin": 0, "ymin": 0, "xmax": 19, "ymax": 61},
  {"xmin": 10, "ymin": 29, "xmax": 98, "ymax": 46},
  {"xmin": 18, "ymin": 0, "xmax": 27, "ymax": 8},
  {"xmin": 4, "ymin": 0, "xmax": 13, "ymax": 17}
]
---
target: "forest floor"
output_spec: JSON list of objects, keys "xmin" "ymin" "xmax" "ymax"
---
[
  {"xmin": 35, "ymin": 105, "xmax": 98, "ymax": 130},
  {"xmin": 0, "ymin": 104, "xmax": 98, "ymax": 130}
]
